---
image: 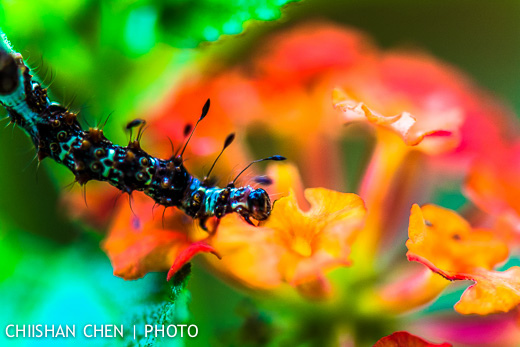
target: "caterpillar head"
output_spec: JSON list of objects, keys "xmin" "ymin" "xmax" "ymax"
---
[
  {"xmin": 232, "ymin": 187, "xmax": 271, "ymax": 223},
  {"xmin": 247, "ymin": 188, "xmax": 271, "ymax": 221}
]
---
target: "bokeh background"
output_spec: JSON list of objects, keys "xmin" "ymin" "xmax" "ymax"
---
[{"xmin": 1, "ymin": 1, "xmax": 520, "ymax": 346}]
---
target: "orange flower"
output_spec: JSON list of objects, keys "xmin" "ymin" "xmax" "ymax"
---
[
  {"xmin": 374, "ymin": 331, "xmax": 451, "ymax": 347},
  {"xmin": 101, "ymin": 157, "xmax": 368, "ymax": 297},
  {"xmin": 333, "ymin": 87, "xmax": 462, "ymax": 155},
  {"xmin": 406, "ymin": 204, "xmax": 520, "ymax": 315},
  {"xmin": 333, "ymin": 51, "xmax": 513, "ymax": 161},
  {"xmin": 332, "ymin": 48, "xmax": 514, "ymax": 255},
  {"xmin": 207, "ymin": 163, "xmax": 366, "ymax": 296},
  {"xmin": 102, "ymin": 193, "xmax": 219, "ymax": 280},
  {"xmin": 465, "ymin": 141, "xmax": 520, "ymax": 236}
]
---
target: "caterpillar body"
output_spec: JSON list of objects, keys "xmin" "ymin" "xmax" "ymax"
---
[{"xmin": 0, "ymin": 35, "xmax": 284, "ymax": 230}]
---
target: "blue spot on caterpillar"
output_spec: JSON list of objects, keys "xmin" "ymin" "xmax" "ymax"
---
[{"xmin": 0, "ymin": 40, "xmax": 286, "ymax": 231}]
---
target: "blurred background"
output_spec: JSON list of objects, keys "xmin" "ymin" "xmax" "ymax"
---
[{"xmin": 1, "ymin": 0, "xmax": 520, "ymax": 346}]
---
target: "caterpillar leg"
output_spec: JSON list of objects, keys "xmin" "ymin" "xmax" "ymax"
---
[
  {"xmin": 211, "ymin": 218, "xmax": 221, "ymax": 235},
  {"xmin": 243, "ymin": 215, "xmax": 255, "ymax": 226},
  {"xmin": 199, "ymin": 217, "xmax": 209, "ymax": 232}
]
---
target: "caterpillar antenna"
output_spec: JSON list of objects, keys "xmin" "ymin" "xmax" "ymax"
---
[
  {"xmin": 178, "ymin": 98, "xmax": 210, "ymax": 159},
  {"xmin": 230, "ymin": 155, "xmax": 286, "ymax": 186},
  {"xmin": 205, "ymin": 133, "xmax": 235, "ymax": 182}
]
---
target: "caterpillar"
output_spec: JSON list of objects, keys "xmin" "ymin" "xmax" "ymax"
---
[{"xmin": 0, "ymin": 33, "xmax": 285, "ymax": 230}]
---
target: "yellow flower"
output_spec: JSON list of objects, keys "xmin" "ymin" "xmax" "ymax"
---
[{"xmin": 209, "ymin": 184, "xmax": 366, "ymax": 296}]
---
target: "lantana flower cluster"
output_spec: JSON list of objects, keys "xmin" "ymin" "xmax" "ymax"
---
[{"xmin": 67, "ymin": 23, "xmax": 520, "ymax": 345}]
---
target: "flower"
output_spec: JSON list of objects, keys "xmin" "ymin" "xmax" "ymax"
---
[
  {"xmin": 465, "ymin": 141, "xmax": 520, "ymax": 238},
  {"xmin": 409, "ymin": 313, "xmax": 520, "ymax": 346},
  {"xmin": 374, "ymin": 331, "xmax": 451, "ymax": 347},
  {"xmin": 97, "ymin": 20, "xmax": 516, "ymax": 306},
  {"xmin": 377, "ymin": 265, "xmax": 450, "ymax": 313},
  {"xmin": 208, "ymin": 164, "xmax": 366, "ymax": 295},
  {"xmin": 333, "ymin": 87, "xmax": 463, "ymax": 154},
  {"xmin": 406, "ymin": 204, "xmax": 520, "ymax": 315},
  {"xmin": 99, "ymin": 23, "xmax": 377, "ymax": 289},
  {"xmin": 332, "ymin": 47, "xmax": 514, "ymax": 256},
  {"xmin": 102, "ymin": 193, "xmax": 219, "ymax": 280},
  {"xmin": 60, "ymin": 21, "xmax": 520, "ymax": 345},
  {"xmin": 333, "ymin": 51, "xmax": 513, "ymax": 161}
]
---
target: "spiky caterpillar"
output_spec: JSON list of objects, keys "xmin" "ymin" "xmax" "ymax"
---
[{"xmin": 0, "ymin": 36, "xmax": 284, "ymax": 230}]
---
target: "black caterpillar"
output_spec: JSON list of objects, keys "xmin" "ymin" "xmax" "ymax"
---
[{"xmin": 0, "ymin": 40, "xmax": 285, "ymax": 230}]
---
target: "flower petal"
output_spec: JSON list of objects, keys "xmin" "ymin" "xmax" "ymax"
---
[
  {"xmin": 265, "ymin": 162, "xmax": 306, "ymax": 208},
  {"xmin": 333, "ymin": 88, "xmax": 462, "ymax": 154},
  {"xmin": 406, "ymin": 204, "xmax": 520, "ymax": 314},
  {"xmin": 378, "ymin": 265, "xmax": 449, "ymax": 313},
  {"xmin": 59, "ymin": 181, "xmax": 122, "ymax": 228},
  {"xmin": 167, "ymin": 241, "xmax": 221, "ymax": 281},
  {"xmin": 465, "ymin": 142, "xmax": 520, "ymax": 238},
  {"xmin": 452, "ymin": 267, "xmax": 520, "ymax": 315},
  {"xmin": 411, "ymin": 312, "xmax": 520, "ymax": 345},
  {"xmin": 209, "ymin": 214, "xmax": 283, "ymax": 289},
  {"xmin": 406, "ymin": 204, "xmax": 508, "ymax": 273},
  {"xmin": 102, "ymin": 193, "xmax": 216, "ymax": 280},
  {"xmin": 255, "ymin": 22, "xmax": 376, "ymax": 84},
  {"xmin": 267, "ymin": 188, "xmax": 366, "ymax": 284},
  {"xmin": 374, "ymin": 331, "xmax": 451, "ymax": 347}
]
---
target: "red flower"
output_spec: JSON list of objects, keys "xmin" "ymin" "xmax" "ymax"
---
[{"xmin": 374, "ymin": 331, "xmax": 451, "ymax": 347}]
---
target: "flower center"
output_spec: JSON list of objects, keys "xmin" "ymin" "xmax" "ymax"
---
[{"xmin": 291, "ymin": 236, "xmax": 312, "ymax": 257}]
